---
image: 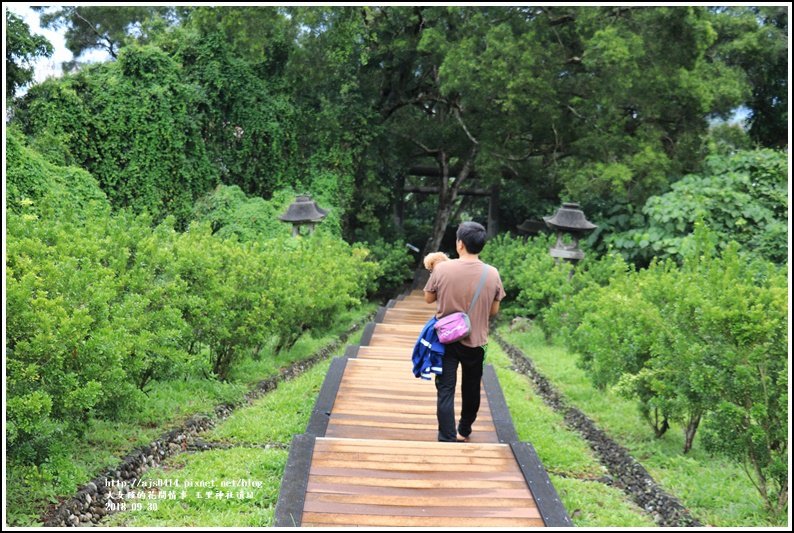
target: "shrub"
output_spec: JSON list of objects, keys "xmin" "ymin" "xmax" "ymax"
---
[
  {"xmin": 6, "ymin": 138, "xmax": 380, "ymax": 467},
  {"xmin": 603, "ymin": 149, "xmax": 788, "ymax": 265},
  {"xmin": 550, "ymin": 224, "xmax": 787, "ymax": 512}
]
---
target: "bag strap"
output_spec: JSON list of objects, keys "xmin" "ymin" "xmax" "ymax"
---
[{"xmin": 467, "ymin": 265, "xmax": 491, "ymax": 315}]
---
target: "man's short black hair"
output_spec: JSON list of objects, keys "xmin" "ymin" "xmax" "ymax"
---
[{"xmin": 456, "ymin": 221, "xmax": 487, "ymax": 254}]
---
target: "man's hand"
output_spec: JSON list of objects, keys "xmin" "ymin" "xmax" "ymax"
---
[{"xmin": 490, "ymin": 299, "xmax": 500, "ymax": 317}]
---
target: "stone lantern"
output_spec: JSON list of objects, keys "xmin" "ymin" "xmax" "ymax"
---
[
  {"xmin": 279, "ymin": 194, "xmax": 328, "ymax": 237},
  {"xmin": 543, "ymin": 202, "xmax": 597, "ymax": 265}
]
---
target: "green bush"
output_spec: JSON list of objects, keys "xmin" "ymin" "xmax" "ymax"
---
[
  {"xmin": 603, "ymin": 149, "xmax": 788, "ymax": 265},
  {"xmin": 551, "ymin": 225, "xmax": 787, "ymax": 513},
  {"xmin": 15, "ymin": 45, "xmax": 219, "ymax": 224},
  {"xmin": 353, "ymin": 238, "xmax": 413, "ymax": 298},
  {"xmin": 6, "ymin": 138, "xmax": 380, "ymax": 467},
  {"xmin": 481, "ymin": 232, "xmax": 628, "ymax": 326},
  {"xmin": 191, "ymin": 184, "xmax": 292, "ymax": 241},
  {"xmin": 6, "ymin": 128, "xmax": 108, "ymax": 218}
]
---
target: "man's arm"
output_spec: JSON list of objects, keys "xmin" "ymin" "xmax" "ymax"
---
[
  {"xmin": 425, "ymin": 291, "xmax": 437, "ymax": 304},
  {"xmin": 490, "ymin": 299, "xmax": 500, "ymax": 317}
]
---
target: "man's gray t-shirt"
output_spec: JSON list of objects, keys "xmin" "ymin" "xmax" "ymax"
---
[{"xmin": 423, "ymin": 259, "xmax": 506, "ymax": 348}]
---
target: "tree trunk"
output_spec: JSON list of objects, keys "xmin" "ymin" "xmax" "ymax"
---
[
  {"xmin": 682, "ymin": 411, "xmax": 702, "ymax": 453},
  {"xmin": 652, "ymin": 407, "xmax": 670, "ymax": 438},
  {"xmin": 393, "ymin": 174, "xmax": 405, "ymax": 231},
  {"xmin": 421, "ymin": 144, "xmax": 479, "ymax": 257},
  {"xmin": 487, "ymin": 184, "xmax": 500, "ymax": 238},
  {"xmin": 422, "ymin": 193, "xmax": 458, "ymax": 256}
]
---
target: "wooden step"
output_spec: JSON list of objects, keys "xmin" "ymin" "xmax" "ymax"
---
[{"xmin": 301, "ymin": 437, "xmax": 542, "ymax": 527}]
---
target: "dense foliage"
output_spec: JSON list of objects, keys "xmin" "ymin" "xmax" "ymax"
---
[
  {"xmin": 597, "ymin": 149, "xmax": 788, "ymax": 265},
  {"xmin": 4, "ymin": 5, "xmax": 788, "ymax": 522},
  {"xmin": 481, "ymin": 233, "xmax": 627, "ymax": 323},
  {"xmin": 13, "ymin": 6, "xmax": 788, "ymax": 252},
  {"xmin": 14, "ymin": 45, "xmax": 218, "ymax": 224},
  {"xmin": 6, "ymin": 135, "xmax": 378, "ymax": 468}
]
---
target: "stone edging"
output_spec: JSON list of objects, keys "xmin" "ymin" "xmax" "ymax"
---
[
  {"xmin": 42, "ymin": 313, "xmax": 373, "ymax": 527},
  {"xmin": 493, "ymin": 331, "xmax": 702, "ymax": 528}
]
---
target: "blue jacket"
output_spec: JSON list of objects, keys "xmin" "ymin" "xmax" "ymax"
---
[{"xmin": 412, "ymin": 317, "xmax": 445, "ymax": 380}]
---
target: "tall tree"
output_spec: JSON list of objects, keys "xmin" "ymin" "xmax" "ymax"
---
[
  {"xmin": 35, "ymin": 6, "xmax": 176, "ymax": 60},
  {"xmin": 357, "ymin": 7, "xmax": 749, "ymax": 255},
  {"xmin": 5, "ymin": 11, "xmax": 53, "ymax": 98},
  {"xmin": 709, "ymin": 6, "xmax": 788, "ymax": 148}
]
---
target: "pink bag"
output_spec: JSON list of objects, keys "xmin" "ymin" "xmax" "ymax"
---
[
  {"xmin": 434, "ymin": 312, "xmax": 472, "ymax": 344},
  {"xmin": 434, "ymin": 265, "xmax": 490, "ymax": 344}
]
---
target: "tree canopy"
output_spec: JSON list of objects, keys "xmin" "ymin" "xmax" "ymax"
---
[
  {"xmin": 9, "ymin": 5, "xmax": 788, "ymax": 260},
  {"xmin": 6, "ymin": 11, "xmax": 53, "ymax": 97}
]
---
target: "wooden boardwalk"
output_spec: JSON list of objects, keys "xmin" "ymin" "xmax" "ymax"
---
[{"xmin": 275, "ymin": 290, "xmax": 571, "ymax": 527}]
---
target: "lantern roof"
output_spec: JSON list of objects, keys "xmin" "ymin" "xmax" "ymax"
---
[
  {"xmin": 543, "ymin": 202, "xmax": 597, "ymax": 233},
  {"xmin": 516, "ymin": 219, "xmax": 546, "ymax": 234},
  {"xmin": 279, "ymin": 194, "xmax": 329, "ymax": 223}
]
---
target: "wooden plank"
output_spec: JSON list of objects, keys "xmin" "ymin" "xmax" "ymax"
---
[
  {"xmin": 328, "ymin": 400, "xmax": 488, "ymax": 416},
  {"xmin": 382, "ymin": 312, "xmax": 431, "ymax": 318},
  {"xmin": 312, "ymin": 451, "xmax": 510, "ymax": 467},
  {"xmin": 336, "ymin": 382, "xmax": 462, "ymax": 392},
  {"xmin": 357, "ymin": 346, "xmax": 412, "ymax": 355},
  {"xmin": 382, "ymin": 313, "xmax": 431, "ymax": 320},
  {"xmin": 330, "ymin": 409, "xmax": 493, "ymax": 423},
  {"xmin": 315, "ymin": 437, "xmax": 509, "ymax": 453},
  {"xmin": 367, "ymin": 339, "xmax": 417, "ymax": 347},
  {"xmin": 332, "ymin": 389, "xmax": 439, "ymax": 400},
  {"xmin": 356, "ymin": 354, "xmax": 417, "ymax": 360},
  {"xmin": 383, "ymin": 308, "xmax": 432, "ymax": 314},
  {"xmin": 312, "ymin": 443, "xmax": 510, "ymax": 458},
  {"xmin": 300, "ymin": 513, "xmax": 544, "ymax": 527},
  {"xmin": 306, "ymin": 481, "xmax": 532, "ymax": 499},
  {"xmin": 329, "ymin": 409, "xmax": 493, "ymax": 422},
  {"xmin": 309, "ymin": 467, "xmax": 524, "ymax": 482},
  {"xmin": 303, "ymin": 499, "xmax": 540, "ymax": 518},
  {"xmin": 374, "ymin": 323, "xmax": 425, "ymax": 333},
  {"xmin": 307, "ymin": 474, "xmax": 528, "ymax": 490},
  {"xmin": 327, "ymin": 418, "xmax": 445, "ymax": 432},
  {"xmin": 388, "ymin": 306, "xmax": 434, "ymax": 313},
  {"xmin": 311, "ymin": 458, "xmax": 515, "ymax": 473},
  {"xmin": 324, "ymin": 426, "xmax": 500, "ymax": 443},
  {"xmin": 366, "ymin": 335, "xmax": 418, "ymax": 342},
  {"xmin": 369, "ymin": 332, "xmax": 418, "ymax": 339}
]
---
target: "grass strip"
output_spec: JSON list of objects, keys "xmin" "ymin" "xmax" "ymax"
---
[{"xmin": 487, "ymin": 342, "xmax": 657, "ymax": 527}]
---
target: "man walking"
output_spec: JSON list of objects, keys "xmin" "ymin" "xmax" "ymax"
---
[{"xmin": 423, "ymin": 222, "xmax": 506, "ymax": 442}]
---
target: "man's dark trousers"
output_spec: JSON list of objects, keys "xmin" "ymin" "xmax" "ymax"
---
[{"xmin": 435, "ymin": 341, "xmax": 485, "ymax": 442}]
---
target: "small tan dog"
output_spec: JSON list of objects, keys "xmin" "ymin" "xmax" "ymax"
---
[{"xmin": 423, "ymin": 251, "xmax": 449, "ymax": 272}]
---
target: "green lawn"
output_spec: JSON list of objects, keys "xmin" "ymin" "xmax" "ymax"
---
[
  {"xmin": 106, "ymin": 351, "xmax": 336, "ymax": 526},
  {"xmin": 102, "ymin": 447, "xmax": 288, "ymax": 527},
  {"xmin": 498, "ymin": 325, "xmax": 782, "ymax": 527}
]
